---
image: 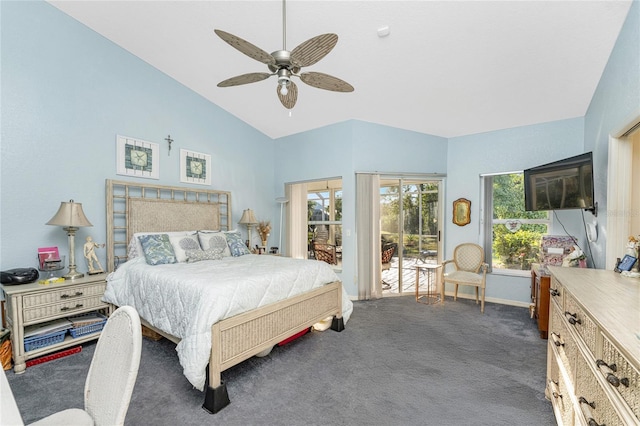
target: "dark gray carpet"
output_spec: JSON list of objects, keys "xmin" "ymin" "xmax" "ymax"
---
[{"xmin": 7, "ymin": 296, "xmax": 555, "ymax": 425}]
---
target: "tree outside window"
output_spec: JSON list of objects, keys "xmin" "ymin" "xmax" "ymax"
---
[{"xmin": 490, "ymin": 173, "xmax": 550, "ymax": 271}]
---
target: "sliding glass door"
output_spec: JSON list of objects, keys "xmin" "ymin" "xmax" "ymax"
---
[{"xmin": 380, "ymin": 177, "xmax": 442, "ymax": 295}]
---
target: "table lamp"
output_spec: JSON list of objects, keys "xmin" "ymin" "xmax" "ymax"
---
[
  {"xmin": 46, "ymin": 200, "xmax": 93, "ymax": 279},
  {"xmin": 238, "ymin": 208, "xmax": 258, "ymax": 247}
]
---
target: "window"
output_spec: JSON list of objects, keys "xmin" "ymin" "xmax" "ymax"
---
[
  {"xmin": 307, "ymin": 180, "xmax": 342, "ymax": 265},
  {"xmin": 483, "ymin": 173, "xmax": 550, "ymax": 274}
]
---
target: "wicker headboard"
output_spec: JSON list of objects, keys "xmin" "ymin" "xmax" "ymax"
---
[{"xmin": 105, "ymin": 179, "xmax": 231, "ymax": 272}]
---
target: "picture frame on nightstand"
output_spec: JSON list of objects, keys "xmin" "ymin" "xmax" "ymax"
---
[{"xmin": 617, "ymin": 254, "xmax": 637, "ymax": 272}]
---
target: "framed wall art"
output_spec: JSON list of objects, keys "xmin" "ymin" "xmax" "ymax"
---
[
  {"xmin": 452, "ymin": 198, "xmax": 471, "ymax": 226},
  {"xmin": 116, "ymin": 135, "xmax": 160, "ymax": 179},
  {"xmin": 180, "ymin": 149, "xmax": 211, "ymax": 185}
]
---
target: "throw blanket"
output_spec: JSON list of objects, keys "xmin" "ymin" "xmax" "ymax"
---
[{"xmin": 104, "ymin": 255, "xmax": 353, "ymax": 390}]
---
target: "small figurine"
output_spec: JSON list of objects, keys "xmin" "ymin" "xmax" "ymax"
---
[
  {"xmin": 84, "ymin": 236, "xmax": 105, "ymax": 274},
  {"xmin": 562, "ymin": 245, "xmax": 585, "ymax": 267}
]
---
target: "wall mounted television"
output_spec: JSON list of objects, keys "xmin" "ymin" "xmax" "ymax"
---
[{"xmin": 524, "ymin": 152, "xmax": 595, "ymax": 213}]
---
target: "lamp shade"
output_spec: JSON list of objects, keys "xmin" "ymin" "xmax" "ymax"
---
[
  {"xmin": 46, "ymin": 200, "xmax": 93, "ymax": 228},
  {"xmin": 238, "ymin": 208, "xmax": 258, "ymax": 225}
]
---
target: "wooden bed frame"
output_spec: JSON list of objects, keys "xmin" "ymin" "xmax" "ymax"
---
[{"xmin": 105, "ymin": 179, "xmax": 344, "ymax": 413}]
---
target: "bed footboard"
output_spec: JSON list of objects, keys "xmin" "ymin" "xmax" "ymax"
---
[{"xmin": 203, "ymin": 280, "xmax": 343, "ymax": 413}]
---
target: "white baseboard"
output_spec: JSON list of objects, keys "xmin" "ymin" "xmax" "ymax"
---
[{"xmin": 442, "ymin": 291, "xmax": 531, "ymax": 309}]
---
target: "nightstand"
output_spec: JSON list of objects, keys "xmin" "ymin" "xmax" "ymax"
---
[{"xmin": 1, "ymin": 273, "xmax": 113, "ymax": 373}]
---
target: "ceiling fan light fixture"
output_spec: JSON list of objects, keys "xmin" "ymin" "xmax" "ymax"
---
[
  {"xmin": 277, "ymin": 68, "xmax": 291, "ymax": 96},
  {"xmin": 278, "ymin": 76, "xmax": 290, "ymax": 95}
]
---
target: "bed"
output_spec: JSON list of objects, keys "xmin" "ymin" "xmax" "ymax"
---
[{"xmin": 104, "ymin": 179, "xmax": 352, "ymax": 413}]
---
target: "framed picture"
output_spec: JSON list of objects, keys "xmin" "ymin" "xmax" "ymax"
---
[
  {"xmin": 452, "ymin": 198, "xmax": 471, "ymax": 226},
  {"xmin": 37, "ymin": 247, "xmax": 59, "ymax": 269},
  {"xmin": 116, "ymin": 135, "xmax": 160, "ymax": 179},
  {"xmin": 180, "ymin": 149, "xmax": 211, "ymax": 185},
  {"xmin": 618, "ymin": 254, "xmax": 637, "ymax": 272}
]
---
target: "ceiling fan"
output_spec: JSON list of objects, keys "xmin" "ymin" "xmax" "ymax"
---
[{"xmin": 214, "ymin": 0, "xmax": 354, "ymax": 109}]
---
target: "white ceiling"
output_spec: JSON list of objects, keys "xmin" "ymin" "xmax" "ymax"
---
[{"xmin": 48, "ymin": 1, "xmax": 632, "ymax": 140}]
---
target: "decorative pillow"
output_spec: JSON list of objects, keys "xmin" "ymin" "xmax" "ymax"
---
[
  {"xmin": 185, "ymin": 248, "xmax": 225, "ymax": 263},
  {"xmin": 225, "ymin": 232, "xmax": 251, "ymax": 257},
  {"xmin": 127, "ymin": 237, "xmax": 140, "ymax": 259},
  {"xmin": 138, "ymin": 234, "xmax": 177, "ymax": 265},
  {"xmin": 130, "ymin": 231, "xmax": 192, "ymax": 260},
  {"xmin": 198, "ymin": 231, "xmax": 232, "ymax": 257},
  {"xmin": 169, "ymin": 233, "xmax": 202, "ymax": 263}
]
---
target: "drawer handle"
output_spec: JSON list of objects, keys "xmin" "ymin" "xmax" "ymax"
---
[
  {"xmin": 550, "ymin": 332, "xmax": 564, "ymax": 347},
  {"xmin": 578, "ymin": 397, "xmax": 603, "ymax": 426},
  {"xmin": 550, "ymin": 288, "xmax": 560, "ymax": 297},
  {"xmin": 59, "ymin": 304, "xmax": 84, "ymax": 312},
  {"xmin": 59, "ymin": 291, "xmax": 83, "ymax": 299},
  {"xmin": 564, "ymin": 311, "xmax": 582, "ymax": 325},
  {"xmin": 596, "ymin": 359, "xmax": 630, "ymax": 388}
]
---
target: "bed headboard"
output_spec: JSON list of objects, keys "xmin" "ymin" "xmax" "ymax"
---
[{"xmin": 105, "ymin": 179, "xmax": 231, "ymax": 272}]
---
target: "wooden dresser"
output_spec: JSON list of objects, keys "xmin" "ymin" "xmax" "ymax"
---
[
  {"xmin": 546, "ymin": 267, "xmax": 639, "ymax": 425},
  {"xmin": 531, "ymin": 263, "xmax": 551, "ymax": 339}
]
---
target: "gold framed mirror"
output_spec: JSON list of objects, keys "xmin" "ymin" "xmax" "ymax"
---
[{"xmin": 453, "ymin": 198, "xmax": 471, "ymax": 226}]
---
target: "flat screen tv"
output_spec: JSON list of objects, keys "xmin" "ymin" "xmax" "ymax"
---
[{"xmin": 524, "ymin": 152, "xmax": 594, "ymax": 212}]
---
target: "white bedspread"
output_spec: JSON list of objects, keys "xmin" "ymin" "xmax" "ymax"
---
[{"xmin": 104, "ymin": 255, "xmax": 353, "ymax": 390}]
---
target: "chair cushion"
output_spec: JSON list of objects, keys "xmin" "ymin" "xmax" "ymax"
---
[
  {"xmin": 29, "ymin": 408, "xmax": 94, "ymax": 426},
  {"xmin": 444, "ymin": 270, "xmax": 484, "ymax": 286}
]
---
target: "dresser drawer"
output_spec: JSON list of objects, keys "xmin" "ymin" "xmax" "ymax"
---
[
  {"xmin": 575, "ymin": 351, "xmax": 625, "ymax": 426},
  {"xmin": 548, "ymin": 349, "xmax": 574, "ymax": 426},
  {"xmin": 600, "ymin": 334, "xmax": 640, "ymax": 421},
  {"xmin": 564, "ymin": 292, "xmax": 597, "ymax": 354},
  {"xmin": 549, "ymin": 277, "xmax": 564, "ymax": 309},
  {"xmin": 550, "ymin": 304, "xmax": 577, "ymax": 378},
  {"xmin": 23, "ymin": 296, "xmax": 109, "ymax": 324},
  {"xmin": 22, "ymin": 282, "xmax": 107, "ymax": 308}
]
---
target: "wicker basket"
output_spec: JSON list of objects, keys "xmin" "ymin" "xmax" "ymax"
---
[
  {"xmin": 69, "ymin": 314, "xmax": 107, "ymax": 338},
  {"xmin": 24, "ymin": 330, "xmax": 66, "ymax": 352}
]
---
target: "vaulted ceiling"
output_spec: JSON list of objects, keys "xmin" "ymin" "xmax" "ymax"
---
[{"xmin": 48, "ymin": 1, "xmax": 632, "ymax": 139}]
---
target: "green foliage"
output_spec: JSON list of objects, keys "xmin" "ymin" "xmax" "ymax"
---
[
  {"xmin": 493, "ymin": 226, "xmax": 543, "ymax": 270},
  {"xmin": 493, "ymin": 174, "xmax": 547, "ymax": 220},
  {"xmin": 490, "ymin": 174, "xmax": 549, "ymax": 270}
]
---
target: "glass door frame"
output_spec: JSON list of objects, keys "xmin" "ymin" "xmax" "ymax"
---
[{"xmin": 380, "ymin": 174, "xmax": 444, "ymax": 295}]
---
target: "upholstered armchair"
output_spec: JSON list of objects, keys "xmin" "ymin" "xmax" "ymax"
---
[{"xmin": 441, "ymin": 243, "xmax": 488, "ymax": 313}]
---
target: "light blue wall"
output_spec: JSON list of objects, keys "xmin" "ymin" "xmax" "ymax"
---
[
  {"xmin": 446, "ymin": 118, "xmax": 586, "ymax": 304},
  {"xmin": 584, "ymin": 0, "xmax": 640, "ymax": 266},
  {"xmin": 1, "ymin": 1, "xmax": 274, "ymax": 270},
  {"xmin": 274, "ymin": 120, "xmax": 448, "ymax": 295}
]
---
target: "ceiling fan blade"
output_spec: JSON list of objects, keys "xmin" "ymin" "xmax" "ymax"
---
[
  {"xmin": 277, "ymin": 81, "xmax": 298, "ymax": 109},
  {"xmin": 290, "ymin": 33, "xmax": 338, "ymax": 68},
  {"xmin": 214, "ymin": 29, "xmax": 275, "ymax": 66},
  {"xmin": 217, "ymin": 73, "xmax": 272, "ymax": 87},
  {"xmin": 300, "ymin": 72, "xmax": 354, "ymax": 92}
]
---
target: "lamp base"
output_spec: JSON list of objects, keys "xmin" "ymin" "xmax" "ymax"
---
[{"xmin": 63, "ymin": 267, "xmax": 84, "ymax": 280}]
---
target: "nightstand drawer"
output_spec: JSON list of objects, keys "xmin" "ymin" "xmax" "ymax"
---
[
  {"xmin": 601, "ymin": 334, "xmax": 640, "ymax": 421},
  {"xmin": 22, "ymin": 282, "xmax": 107, "ymax": 308},
  {"xmin": 23, "ymin": 296, "xmax": 109, "ymax": 324}
]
